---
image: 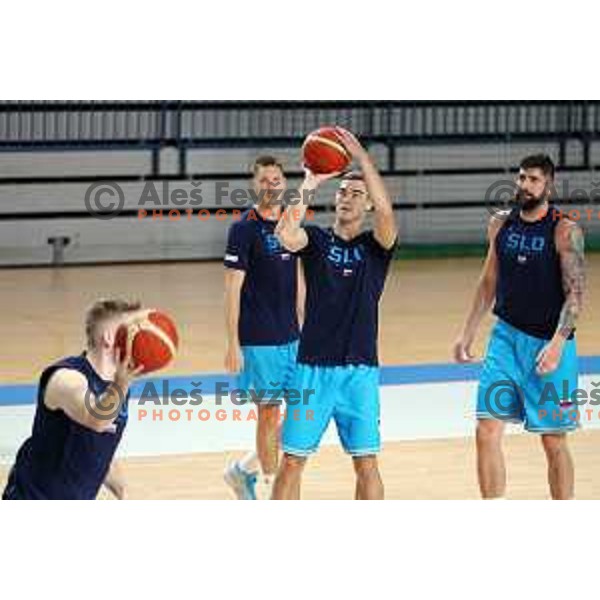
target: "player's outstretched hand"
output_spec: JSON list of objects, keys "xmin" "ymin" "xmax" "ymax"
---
[
  {"xmin": 302, "ymin": 166, "xmax": 343, "ymax": 185},
  {"xmin": 334, "ymin": 127, "xmax": 368, "ymax": 161}
]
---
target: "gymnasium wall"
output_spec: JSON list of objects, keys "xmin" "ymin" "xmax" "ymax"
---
[{"xmin": 1, "ymin": 140, "xmax": 599, "ymax": 265}]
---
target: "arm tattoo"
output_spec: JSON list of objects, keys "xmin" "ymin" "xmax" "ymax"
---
[{"xmin": 557, "ymin": 224, "xmax": 585, "ymax": 339}]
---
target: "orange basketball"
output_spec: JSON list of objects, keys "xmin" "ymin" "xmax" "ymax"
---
[
  {"xmin": 302, "ymin": 126, "xmax": 351, "ymax": 175},
  {"xmin": 114, "ymin": 309, "xmax": 179, "ymax": 374}
]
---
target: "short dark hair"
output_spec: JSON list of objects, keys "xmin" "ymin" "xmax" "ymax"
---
[
  {"xmin": 252, "ymin": 155, "xmax": 284, "ymax": 175},
  {"xmin": 519, "ymin": 154, "xmax": 555, "ymax": 179},
  {"xmin": 85, "ymin": 298, "xmax": 141, "ymax": 350}
]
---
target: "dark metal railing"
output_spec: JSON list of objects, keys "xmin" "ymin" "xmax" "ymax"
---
[
  {"xmin": 1, "ymin": 101, "xmax": 599, "ymax": 150},
  {"xmin": 1, "ymin": 101, "xmax": 599, "ymax": 186}
]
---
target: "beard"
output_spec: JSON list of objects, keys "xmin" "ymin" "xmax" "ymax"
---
[{"xmin": 516, "ymin": 188, "xmax": 547, "ymax": 213}]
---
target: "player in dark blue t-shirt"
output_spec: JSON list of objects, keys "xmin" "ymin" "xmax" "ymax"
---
[
  {"xmin": 223, "ymin": 156, "xmax": 305, "ymax": 500},
  {"xmin": 272, "ymin": 128, "xmax": 397, "ymax": 500},
  {"xmin": 454, "ymin": 154, "xmax": 586, "ymax": 500},
  {"xmin": 2, "ymin": 299, "xmax": 143, "ymax": 500}
]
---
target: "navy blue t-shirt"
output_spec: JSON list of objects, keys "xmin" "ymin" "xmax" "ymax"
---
[
  {"xmin": 493, "ymin": 206, "xmax": 569, "ymax": 340},
  {"xmin": 298, "ymin": 226, "xmax": 396, "ymax": 366},
  {"xmin": 2, "ymin": 354, "xmax": 129, "ymax": 500},
  {"xmin": 224, "ymin": 208, "xmax": 299, "ymax": 347}
]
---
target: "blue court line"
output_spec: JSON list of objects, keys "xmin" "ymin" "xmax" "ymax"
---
[{"xmin": 0, "ymin": 356, "xmax": 599, "ymax": 408}]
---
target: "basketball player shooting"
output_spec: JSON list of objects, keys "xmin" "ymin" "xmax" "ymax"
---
[
  {"xmin": 2, "ymin": 299, "xmax": 144, "ymax": 500},
  {"xmin": 454, "ymin": 154, "xmax": 586, "ymax": 500},
  {"xmin": 272, "ymin": 128, "xmax": 397, "ymax": 500}
]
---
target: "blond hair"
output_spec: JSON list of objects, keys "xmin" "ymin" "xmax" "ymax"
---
[{"xmin": 85, "ymin": 298, "xmax": 141, "ymax": 350}]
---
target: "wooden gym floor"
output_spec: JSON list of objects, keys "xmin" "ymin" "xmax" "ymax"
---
[{"xmin": 1, "ymin": 256, "xmax": 599, "ymax": 499}]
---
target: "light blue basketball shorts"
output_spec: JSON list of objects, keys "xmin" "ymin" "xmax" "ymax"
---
[
  {"xmin": 477, "ymin": 319, "xmax": 579, "ymax": 433},
  {"xmin": 238, "ymin": 340, "xmax": 298, "ymax": 405},
  {"xmin": 282, "ymin": 363, "xmax": 381, "ymax": 457}
]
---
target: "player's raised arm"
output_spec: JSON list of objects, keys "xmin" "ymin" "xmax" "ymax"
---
[
  {"xmin": 45, "ymin": 369, "xmax": 106, "ymax": 432},
  {"xmin": 45, "ymin": 349, "xmax": 140, "ymax": 434},
  {"xmin": 275, "ymin": 171, "xmax": 317, "ymax": 252},
  {"xmin": 536, "ymin": 219, "xmax": 586, "ymax": 375},
  {"xmin": 276, "ymin": 166, "xmax": 342, "ymax": 252},
  {"xmin": 334, "ymin": 128, "xmax": 397, "ymax": 250},
  {"xmin": 453, "ymin": 215, "xmax": 504, "ymax": 363}
]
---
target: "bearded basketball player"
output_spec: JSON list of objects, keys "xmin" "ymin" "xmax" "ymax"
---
[{"xmin": 454, "ymin": 154, "xmax": 585, "ymax": 500}]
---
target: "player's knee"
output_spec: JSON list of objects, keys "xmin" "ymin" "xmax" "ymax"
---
[
  {"xmin": 476, "ymin": 419, "xmax": 504, "ymax": 445},
  {"xmin": 352, "ymin": 455, "xmax": 379, "ymax": 478},
  {"xmin": 541, "ymin": 433, "xmax": 567, "ymax": 457},
  {"xmin": 281, "ymin": 453, "xmax": 306, "ymax": 473}
]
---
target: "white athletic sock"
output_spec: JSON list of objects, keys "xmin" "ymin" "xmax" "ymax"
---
[{"xmin": 238, "ymin": 452, "xmax": 259, "ymax": 475}]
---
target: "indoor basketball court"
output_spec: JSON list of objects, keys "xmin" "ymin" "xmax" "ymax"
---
[
  {"xmin": 5, "ymin": 11, "xmax": 600, "ymax": 600},
  {"xmin": 1, "ymin": 101, "xmax": 599, "ymax": 499},
  {"xmin": 1, "ymin": 258, "xmax": 599, "ymax": 499}
]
